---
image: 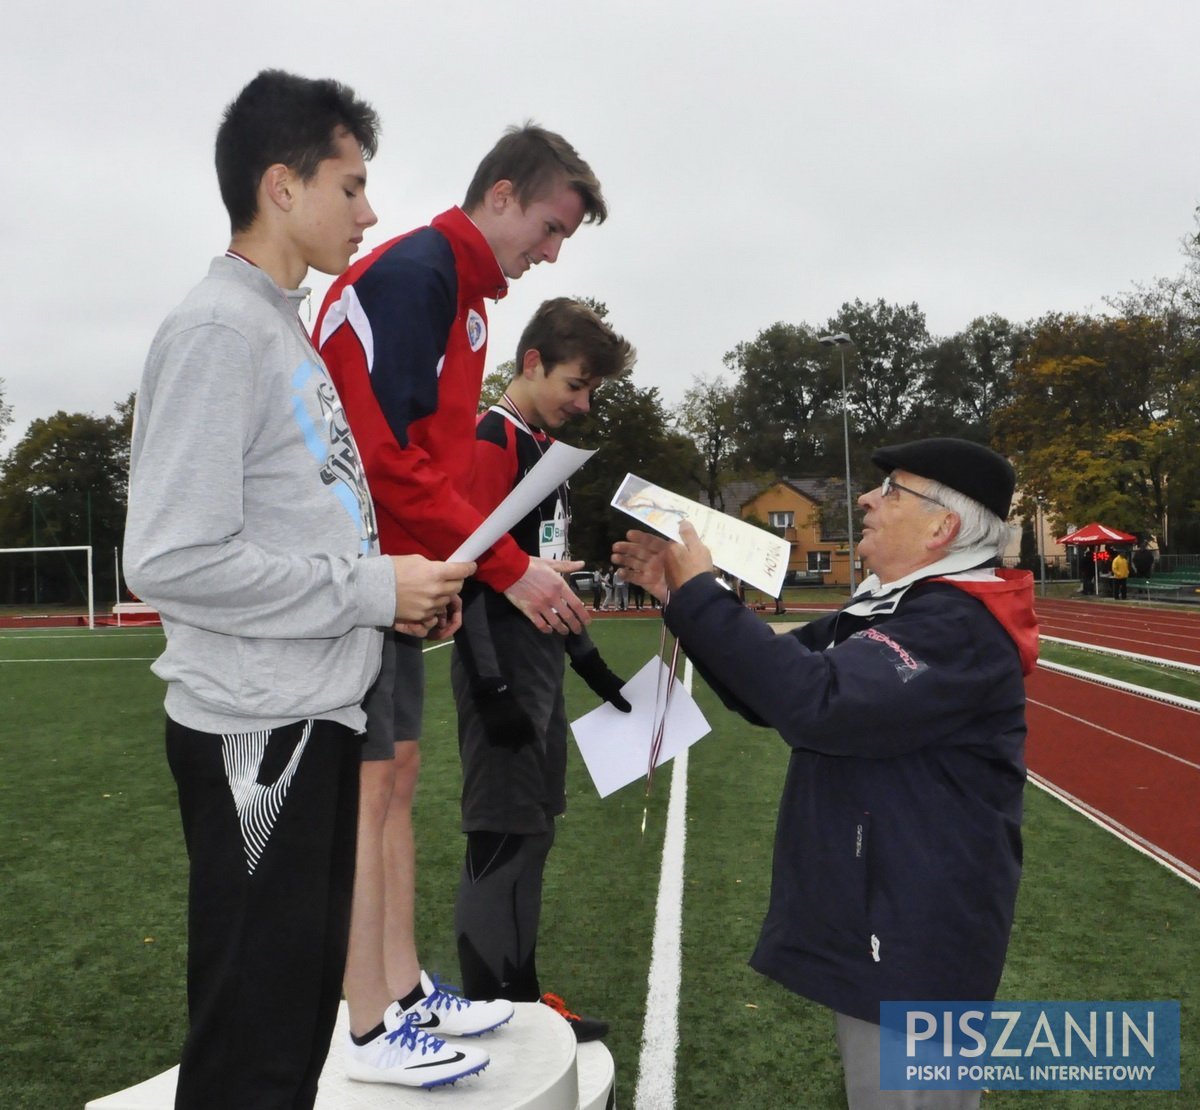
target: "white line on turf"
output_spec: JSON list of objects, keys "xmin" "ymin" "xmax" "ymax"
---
[
  {"xmin": 0, "ymin": 657, "xmax": 158, "ymax": 664},
  {"xmin": 633, "ymin": 657, "xmax": 692, "ymax": 1110},
  {"xmin": 0, "ymin": 631, "xmax": 163, "ymax": 640}
]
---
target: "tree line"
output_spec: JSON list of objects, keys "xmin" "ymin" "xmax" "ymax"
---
[
  {"xmin": 672, "ymin": 208, "xmax": 1200, "ymax": 562},
  {"xmin": 0, "ymin": 395, "xmax": 133, "ymax": 606},
  {"xmin": 1, "ymin": 208, "xmax": 1197, "ymax": 598}
]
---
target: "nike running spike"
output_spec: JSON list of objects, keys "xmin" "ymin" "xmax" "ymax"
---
[
  {"xmin": 345, "ymin": 1006, "xmax": 490, "ymax": 1088},
  {"xmin": 403, "ymin": 970, "xmax": 515, "ymax": 1037}
]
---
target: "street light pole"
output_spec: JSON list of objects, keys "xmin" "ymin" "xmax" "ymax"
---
[{"xmin": 818, "ymin": 333, "xmax": 857, "ymax": 591}]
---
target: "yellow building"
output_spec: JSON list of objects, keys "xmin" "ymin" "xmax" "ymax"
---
[{"xmin": 719, "ymin": 478, "xmax": 859, "ymax": 589}]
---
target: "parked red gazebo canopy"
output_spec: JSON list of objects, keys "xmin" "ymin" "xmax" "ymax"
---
[{"xmin": 1058, "ymin": 522, "xmax": 1137, "ymax": 545}]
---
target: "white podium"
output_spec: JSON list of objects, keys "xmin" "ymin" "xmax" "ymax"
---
[{"xmin": 86, "ymin": 1001, "xmax": 614, "ymax": 1110}]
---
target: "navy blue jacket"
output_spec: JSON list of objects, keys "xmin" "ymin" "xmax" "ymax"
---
[{"xmin": 664, "ymin": 570, "xmax": 1038, "ymax": 1023}]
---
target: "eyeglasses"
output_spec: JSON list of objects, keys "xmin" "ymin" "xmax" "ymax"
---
[{"xmin": 881, "ymin": 474, "xmax": 946, "ymax": 508}]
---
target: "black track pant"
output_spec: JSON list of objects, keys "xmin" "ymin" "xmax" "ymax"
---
[
  {"xmin": 166, "ymin": 716, "xmax": 360, "ymax": 1110},
  {"xmin": 455, "ymin": 826, "xmax": 555, "ymax": 1001}
]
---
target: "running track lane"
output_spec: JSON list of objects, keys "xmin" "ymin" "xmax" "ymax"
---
[
  {"xmin": 1034, "ymin": 597, "xmax": 1200, "ymax": 668},
  {"xmin": 1025, "ymin": 665, "xmax": 1200, "ymax": 876}
]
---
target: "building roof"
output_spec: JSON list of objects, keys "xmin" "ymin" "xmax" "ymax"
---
[
  {"xmin": 698, "ymin": 479, "xmax": 764, "ymax": 515},
  {"xmin": 704, "ymin": 476, "xmax": 850, "ymax": 512},
  {"xmin": 702, "ymin": 476, "xmax": 857, "ymax": 544}
]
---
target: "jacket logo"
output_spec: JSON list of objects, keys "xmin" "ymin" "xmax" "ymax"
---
[
  {"xmin": 853, "ymin": 626, "xmax": 928, "ymax": 683},
  {"xmin": 466, "ymin": 309, "xmax": 487, "ymax": 352}
]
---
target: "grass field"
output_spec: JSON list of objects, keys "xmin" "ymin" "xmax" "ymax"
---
[{"xmin": 1, "ymin": 620, "xmax": 1197, "ymax": 1108}]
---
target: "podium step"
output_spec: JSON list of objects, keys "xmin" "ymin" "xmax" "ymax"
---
[
  {"xmin": 86, "ymin": 1001, "xmax": 615, "ymax": 1109},
  {"xmin": 576, "ymin": 1040, "xmax": 617, "ymax": 1110}
]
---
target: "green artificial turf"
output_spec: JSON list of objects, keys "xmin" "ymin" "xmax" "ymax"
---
[
  {"xmin": 1039, "ymin": 640, "xmax": 1200, "ymax": 702},
  {"xmin": 1, "ymin": 619, "xmax": 1196, "ymax": 1108}
]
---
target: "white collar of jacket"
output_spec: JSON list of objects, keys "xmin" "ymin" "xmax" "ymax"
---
[{"xmin": 841, "ymin": 545, "xmax": 999, "ymax": 618}]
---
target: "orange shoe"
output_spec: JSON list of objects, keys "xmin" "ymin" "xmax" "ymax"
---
[{"xmin": 540, "ymin": 992, "xmax": 609, "ymax": 1042}]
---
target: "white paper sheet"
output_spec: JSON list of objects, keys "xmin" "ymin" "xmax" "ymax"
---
[
  {"xmin": 570, "ymin": 657, "xmax": 711, "ymax": 799},
  {"xmin": 449, "ymin": 441, "xmax": 596, "ymax": 563},
  {"xmin": 610, "ymin": 473, "xmax": 791, "ymax": 596}
]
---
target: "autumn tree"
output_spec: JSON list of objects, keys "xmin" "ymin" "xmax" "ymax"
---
[
  {"xmin": 723, "ymin": 322, "xmax": 831, "ymax": 476},
  {"xmin": 559, "ymin": 378, "xmax": 699, "ymax": 568},
  {"xmin": 0, "ymin": 395, "xmax": 134, "ymax": 604},
  {"xmin": 993, "ymin": 314, "xmax": 1173, "ymax": 543},
  {"xmin": 674, "ymin": 374, "xmax": 740, "ymax": 510},
  {"xmin": 924, "ymin": 315, "xmax": 1025, "ymax": 441},
  {"xmin": 1104, "ymin": 271, "xmax": 1200, "ymax": 550},
  {"xmin": 819, "ymin": 299, "xmax": 935, "ymax": 459}
]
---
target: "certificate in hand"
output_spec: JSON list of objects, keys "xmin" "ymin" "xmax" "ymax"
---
[
  {"xmin": 448, "ymin": 441, "xmax": 595, "ymax": 563},
  {"xmin": 610, "ymin": 473, "xmax": 790, "ymax": 596}
]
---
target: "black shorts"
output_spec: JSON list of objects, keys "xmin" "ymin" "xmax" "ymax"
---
[{"xmin": 361, "ymin": 631, "xmax": 425, "ymax": 760}]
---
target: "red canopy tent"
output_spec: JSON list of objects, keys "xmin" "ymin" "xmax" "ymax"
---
[{"xmin": 1058, "ymin": 522, "xmax": 1137, "ymax": 545}]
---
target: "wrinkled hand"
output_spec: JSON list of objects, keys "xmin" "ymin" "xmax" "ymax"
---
[
  {"xmin": 613, "ymin": 521, "xmax": 713, "ymax": 600},
  {"xmin": 473, "ymin": 678, "xmax": 539, "ymax": 750},
  {"xmin": 666, "ymin": 521, "xmax": 715, "ymax": 588},
  {"xmin": 504, "ymin": 557, "xmax": 589, "ymax": 634},
  {"xmin": 612, "ymin": 530, "xmax": 669, "ymax": 602},
  {"xmin": 391, "ymin": 556, "xmax": 474, "ymax": 630},
  {"xmin": 570, "ymin": 648, "xmax": 631, "ymax": 712}
]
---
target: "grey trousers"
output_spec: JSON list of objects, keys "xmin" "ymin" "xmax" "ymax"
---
[{"xmin": 835, "ymin": 1012, "xmax": 983, "ymax": 1110}]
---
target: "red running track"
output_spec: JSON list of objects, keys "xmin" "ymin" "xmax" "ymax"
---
[
  {"xmin": 1027, "ymin": 598, "xmax": 1200, "ymax": 880},
  {"xmin": 1025, "ymin": 663, "xmax": 1200, "ymax": 880},
  {"xmin": 1034, "ymin": 595, "xmax": 1200, "ymax": 669}
]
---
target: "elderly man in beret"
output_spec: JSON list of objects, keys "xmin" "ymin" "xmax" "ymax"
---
[{"xmin": 614, "ymin": 438, "xmax": 1039, "ymax": 1110}]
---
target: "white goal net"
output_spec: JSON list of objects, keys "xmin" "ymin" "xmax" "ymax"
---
[{"xmin": 0, "ymin": 545, "xmax": 95, "ymax": 629}]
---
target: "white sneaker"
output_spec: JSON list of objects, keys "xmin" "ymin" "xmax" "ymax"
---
[
  {"xmin": 345, "ymin": 1003, "xmax": 489, "ymax": 1088},
  {"xmin": 404, "ymin": 970, "xmax": 515, "ymax": 1036}
]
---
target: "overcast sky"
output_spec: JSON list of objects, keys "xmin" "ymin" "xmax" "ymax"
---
[{"xmin": 3, "ymin": 1, "xmax": 1198, "ymax": 453}]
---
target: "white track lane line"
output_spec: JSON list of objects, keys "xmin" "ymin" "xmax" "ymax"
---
[
  {"xmin": 1028, "ymin": 772, "xmax": 1200, "ymax": 890},
  {"xmin": 1027, "ymin": 696, "xmax": 1200, "ymax": 772},
  {"xmin": 633, "ymin": 657, "xmax": 692, "ymax": 1110}
]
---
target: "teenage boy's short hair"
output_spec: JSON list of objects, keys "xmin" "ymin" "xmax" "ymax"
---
[
  {"xmin": 215, "ymin": 69, "xmax": 380, "ymax": 234},
  {"xmin": 516, "ymin": 298, "xmax": 635, "ymax": 381},
  {"xmin": 463, "ymin": 123, "xmax": 607, "ymax": 225}
]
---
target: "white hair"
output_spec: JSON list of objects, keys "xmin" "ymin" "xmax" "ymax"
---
[{"xmin": 916, "ymin": 477, "xmax": 1018, "ymax": 558}]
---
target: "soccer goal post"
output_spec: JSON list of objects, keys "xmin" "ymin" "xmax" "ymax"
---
[{"xmin": 0, "ymin": 545, "xmax": 94, "ymax": 629}]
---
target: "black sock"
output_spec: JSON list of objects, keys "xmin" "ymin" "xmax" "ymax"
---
[
  {"xmin": 351, "ymin": 1020, "xmax": 386, "ymax": 1046},
  {"xmin": 398, "ymin": 982, "xmax": 425, "ymax": 1010}
]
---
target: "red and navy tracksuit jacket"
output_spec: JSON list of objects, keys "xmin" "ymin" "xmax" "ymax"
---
[{"xmin": 314, "ymin": 206, "xmax": 529, "ymax": 592}]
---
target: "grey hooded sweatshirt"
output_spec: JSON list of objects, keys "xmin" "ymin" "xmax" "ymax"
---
[{"xmin": 124, "ymin": 256, "xmax": 396, "ymax": 734}]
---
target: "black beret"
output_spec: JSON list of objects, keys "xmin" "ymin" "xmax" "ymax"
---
[{"xmin": 871, "ymin": 437, "xmax": 1014, "ymax": 520}]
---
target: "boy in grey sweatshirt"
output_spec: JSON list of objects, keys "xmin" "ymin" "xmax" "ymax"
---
[{"xmin": 123, "ymin": 70, "xmax": 478, "ymax": 1108}]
